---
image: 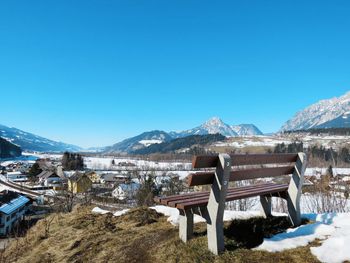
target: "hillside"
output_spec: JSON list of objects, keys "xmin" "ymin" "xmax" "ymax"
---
[
  {"xmin": 0, "ymin": 137, "xmax": 22, "ymax": 158},
  {"xmin": 0, "ymin": 124, "xmax": 81, "ymax": 152},
  {"xmin": 105, "ymin": 130, "xmax": 172, "ymax": 153},
  {"xmin": 132, "ymin": 134, "xmax": 226, "ymax": 154},
  {"xmin": 2, "ymin": 206, "xmax": 321, "ymax": 263}
]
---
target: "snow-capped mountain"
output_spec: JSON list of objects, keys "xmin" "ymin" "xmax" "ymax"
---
[
  {"xmin": 280, "ymin": 91, "xmax": 350, "ymax": 131},
  {"xmin": 106, "ymin": 118, "xmax": 263, "ymax": 153},
  {"xmin": 0, "ymin": 124, "xmax": 81, "ymax": 152},
  {"xmin": 104, "ymin": 130, "xmax": 172, "ymax": 153},
  {"xmin": 231, "ymin": 124, "xmax": 263, "ymax": 136},
  {"xmin": 170, "ymin": 117, "xmax": 238, "ymax": 138},
  {"xmin": 170, "ymin": 117, "xmax": 263, "ymax": 138}
]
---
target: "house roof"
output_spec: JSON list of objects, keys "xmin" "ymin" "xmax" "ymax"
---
[
  {"xmin": 69, "ymin": 172, "xmax": 91, "ymax": 183},
  {"xmin": 102, "ymin": 173, "xmax": 128, "ymax": 182},
  {"xmin": 38, "ymin": 170, "xmax": 64, "ymax": 180},
  {"xmin": 0, "ymin": 191, "xmax": 30, "ymax": 215}
]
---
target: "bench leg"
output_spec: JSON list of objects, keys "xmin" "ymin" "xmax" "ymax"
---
[
  {"xmin": 206, "ymin": 154, "xmax": 231, "ymax": 255},
  {"xmin": 179, "ymin": 209, "xmax": 193, "ymax": 243},
  {"xmin": 207, "ymin": 220, "xmax": 225, "ymax": 255},
  {"xmin": 260, "ymin": 195, "xmax": 272, "ymax": 218},
  {"xmin": 287, "ymin": 152, "xmax": 307, "ymax": 226},
  {"xmin": 287, "ymin": 193, "xmax": 301, "ymax": 226}
]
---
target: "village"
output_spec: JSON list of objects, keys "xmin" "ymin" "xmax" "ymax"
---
[{"xmin": 0, "ymin": 152, "xmax": 193, "ymax": 240}]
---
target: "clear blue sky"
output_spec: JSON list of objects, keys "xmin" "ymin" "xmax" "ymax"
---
[{"xmin": 1, "ymin": 1, "xmax": 350, "ymax": 148}]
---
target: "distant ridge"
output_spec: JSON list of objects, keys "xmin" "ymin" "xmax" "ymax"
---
[
  {"xmin": 0, "ymin": 137, "xmax": 22, "ymax": 158},
  {"xmin": 281, "ymin": 91, "xmax": 350, "ymax": 131},
  {"xmin": 106, "ymin": 117, "xmax": 263, "ymax": 153},
  {"xmin": 0, "ymin": 124, "xmax": 81, "ymax": 152}
]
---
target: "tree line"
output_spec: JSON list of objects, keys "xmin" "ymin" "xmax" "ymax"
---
[
  {"xmin": 62, "ymin": 152, "xmax": 84, "ymax": 170},
  {"xmin": 271, "ymin": 141, "xmax": 350, "ymax": 166}
]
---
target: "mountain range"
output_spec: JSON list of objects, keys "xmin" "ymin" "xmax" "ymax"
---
[
  {"xmin": 281, "ymin": 91, "xmax": 350, "ymax": 131},
  {"xmin": 105, "ymin": 117, "xmax": 263, "ymax": 153},
  {"xmin": 4, "ymin": 90, "xmax": 350, "ymax": 154},
  {"xmin": 0, "ymin": 124, "xmax": 81, "ymax": 153}
]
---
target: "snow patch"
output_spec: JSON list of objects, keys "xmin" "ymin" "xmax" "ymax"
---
[
  {"xmin": 92, "ymin": 207, "xmax": 111, "ymax": 215},
  {"xmin": 257, "ymin": 212, "xmax": 350, "ymax": 263},
  {"xmin": 113, "ymin": 209, "xmax": 130, "ymax": 217},
  {"xmin": 138, "ymin": 139, "xmax": 163, "ymax": 147}
]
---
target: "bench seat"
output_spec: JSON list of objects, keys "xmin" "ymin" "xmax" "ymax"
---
[{"xmin": 155, "ymin": 183, "xmax": 288, "ymax": 210}]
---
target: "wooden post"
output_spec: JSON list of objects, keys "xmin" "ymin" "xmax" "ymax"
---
[
  {"xmin": 179, "ymin": 209, "xmax": 194, "ymax": 242},
  {"xmin": 206, "ymin": 154, "xmax": 231, "ymax": 255},
  {"xmin": 287, "ymin": 152, "xmax": 307, "ymax": 226}
]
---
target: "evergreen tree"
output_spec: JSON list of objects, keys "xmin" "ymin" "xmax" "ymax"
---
[
  {"xmin": 62, "ymin": 152, "xmax": 84, "ymax": 170},
  {"xmin": 28, "ymin": 162, "xmax": 43, "ymax": 177}
]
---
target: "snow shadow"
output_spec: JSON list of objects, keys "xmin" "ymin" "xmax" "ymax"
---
[{"xmin": 222, "ymin": 216, "xmax": 305, "ymax": 250}]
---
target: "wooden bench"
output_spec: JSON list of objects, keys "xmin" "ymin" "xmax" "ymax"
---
[{"xmin": 154, "ymin": 152, "xmax": 307, "ymax": 255}]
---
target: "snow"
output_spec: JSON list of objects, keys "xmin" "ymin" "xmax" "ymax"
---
[
  {"xmin": 310, "ymin": 213, "xmax": 350, "ymax": 263},
  {"xmin": 280, "ymin": 91, "xmax": 350, "ymax": 131},
  {"xmin": 138, "ymin": 139, "xmax": 163, "ymax": 147},
  {"xmin": 92, "ymin": 207, "xmax": 130, "ymax": 216},
  {"xmin": 213, "ymin": 135, "xmax": 293, "ymax": 148},
  {"xmin": 84, "ymin": 156, "xmax": 191, "ymax": 171},
  {"xmin": 92, "ymin": 207, "xmax": 111, "ymax": 214},
  {"xmin": 113, "ymin": 209, "xmax": 130, "ymax": 217},
  {"xmin": 305, "ymin": 167, "xmax": 350, "ymax": 177},
  {"xmin": 257, "ymin": 212, "xmax": 350, "ymax": 263},
  {"xmin": 255, "ymin": 221, "xmax": 334, "ymax": 252}
]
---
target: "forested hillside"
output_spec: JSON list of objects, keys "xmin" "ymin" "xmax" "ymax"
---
[{"xmin": 0, "ymin": 137, "xmax": 22, "ymax": 158}]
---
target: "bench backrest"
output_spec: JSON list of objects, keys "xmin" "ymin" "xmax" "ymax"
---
[{"xmin": 188, "ymin": 153, "xmax": 299, "ymax": 186}]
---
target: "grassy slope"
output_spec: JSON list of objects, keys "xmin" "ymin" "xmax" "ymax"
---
[{"xmin": 2, "ymin": 207, "xmax": 321, "ymax": 263}]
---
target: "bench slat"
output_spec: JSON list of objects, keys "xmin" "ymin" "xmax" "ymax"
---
[
  {"xmin": 231, "ymin": 153, "xmax": 298, "ymax": 166},
  {"xmin": 231, "ymin": 166, "xmax": 295, "ymax": 181},
  {"xmin": 192, "ymin": 155, "xmax": 218, "ymax": 168},
  {"xmin": 187, "ymin": 165, "xmax": 295, "ymax": 186},
  {"xmin": 160, "ymin": 191, "xmax": 210, "ymax": 205},
  {"xmin": 174, "ymin": 184, "xmax": 287, "ymax": 208},
  {"xmin": 163, "ymin": 183, "xmax": 279, "ymax": 207},
  {"xmin": 192, "ymin": 153, "xmax": 298, "ymax": 168},
  {"xmin": 176, "ymin": 183, "xmax": 288, "ymax": 210}
]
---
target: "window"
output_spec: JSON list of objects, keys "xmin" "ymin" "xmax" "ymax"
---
[{"xmin": 6, "ymin": 216, "xmax": 10, "ymax": 222}]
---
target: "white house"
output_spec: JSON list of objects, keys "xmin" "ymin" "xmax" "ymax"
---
[
  {"xmin": 37, "ymin": 170, "xmax": 64, "ymax": 187},
  {"xmin": 112, "ymin": 182, "xmax": 140, "ymax": 200}
]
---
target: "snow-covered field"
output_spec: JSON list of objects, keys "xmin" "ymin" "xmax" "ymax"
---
[
  {"xmin": 305, "ymin": 167, "xmax": 350, "ymax": 176},
  {"xmin": 213, "ymin": 135, "xmax": 292, "ymax": 148},
  {"xmin": 212, "ymin": 134, "xmax": 350, "ymax": 149},
  {"xmin": 84, "ymin": 156, "xmax": 192, "ymax": 171},
  {"xmin": 93, "ymin": 205, "xmax": 350, "ymax": 263}
]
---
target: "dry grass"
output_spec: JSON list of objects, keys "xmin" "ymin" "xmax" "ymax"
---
[{"xmin": 1, "ymin": 206, "xmax": 321, "ymax": 263}]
